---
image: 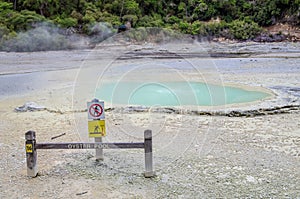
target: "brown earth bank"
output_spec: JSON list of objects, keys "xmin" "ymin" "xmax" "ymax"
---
[
  {"xmin": 206, "ymin": 23, "xmax": 300, "ymax": 43},
  {"xmin": 257, "ymin": 23, "xmax": 300, "ymax": 42}
]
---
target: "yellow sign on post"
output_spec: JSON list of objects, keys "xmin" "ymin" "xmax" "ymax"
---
[
  {"xmin": 26, "ymin": 144, "xmax": 33, "ymax": 153},
  {"xmin": 88, "ymin": 120, "xmax": 106, "ymax": 137}
]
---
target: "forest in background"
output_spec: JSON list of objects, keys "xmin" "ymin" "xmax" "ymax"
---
[{"xmin": 0, "ymin": 0, "xmax": 299, "ymax": 51}]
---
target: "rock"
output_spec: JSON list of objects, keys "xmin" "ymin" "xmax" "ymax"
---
[
  {"xmin": 254, "ymin": 33, "xmax": 287, "ymax": 42},
  {"xmin": 162, "ymin": 174, "xmax": 169, "ymax": 183},
  {"xmin": 15, "ymin": 102, "xmax": 46, "ymax": 112},
  {"xmin": 246, "ymin": 175, "xmax": 258, "ymax": 184}
]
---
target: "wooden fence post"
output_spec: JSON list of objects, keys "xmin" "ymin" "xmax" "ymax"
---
[
  {"xmin": 144, "ymin": 130, "xmax": 154, "ymax": 177},
  {"xmin": 95, "ymin": 137, "xmax": 104, "ymax": 161},
  {"xmin": 25, "ymin": 131, "xmax": 38, "ymax": 177}
]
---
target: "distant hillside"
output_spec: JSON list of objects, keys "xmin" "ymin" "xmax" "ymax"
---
[{"xmin": 1, "ymin": 0, "xmax": 299, "ymax": 51}]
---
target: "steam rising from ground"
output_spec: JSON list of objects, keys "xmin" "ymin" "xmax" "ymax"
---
[{"xmin": 0, "ymin": 22, "xmax": 115, "ymax": 52}]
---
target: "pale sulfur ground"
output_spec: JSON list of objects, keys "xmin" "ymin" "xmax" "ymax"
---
[{"xmin": 0, "ymin": 42, "xmax": 299, "ymax": 198}]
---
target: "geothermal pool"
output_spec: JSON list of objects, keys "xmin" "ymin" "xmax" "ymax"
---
[{"xmin": 96, "ymin": 81, "xmax": 271, "ymax": 106}]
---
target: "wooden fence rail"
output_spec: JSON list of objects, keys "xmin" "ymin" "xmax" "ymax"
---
[
  {"xmin": 25, "ymin": 130, "xmax": 154, "ymax": 178},
  {"xmin": 35, "ymin": 142, "xmax": 145, "ymax": 149}
]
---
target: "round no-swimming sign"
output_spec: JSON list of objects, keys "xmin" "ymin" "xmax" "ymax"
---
[{"xmin": 87, "ymin": 100, "xmax": 105, "ymax": 120}]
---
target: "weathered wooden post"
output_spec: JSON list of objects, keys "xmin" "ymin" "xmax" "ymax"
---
[
  {"xmin": 95, "ymin": 137, "xmax": 104, "ymax": 161},
  {"xmin": 25, "ymin": 131, "xmax": 38, "ymax": 177},
  {"xmin": 144, "ymin": 130, "xmax": 154, "ymax": 177}
]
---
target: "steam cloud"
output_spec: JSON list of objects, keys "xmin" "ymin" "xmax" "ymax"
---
[{"xmin": 0, "ymin": 22, "xmax": 115, "ymax": 52}]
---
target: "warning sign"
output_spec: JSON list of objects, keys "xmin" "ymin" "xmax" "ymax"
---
[
  {"xmin": 88, "ymin": 120, "xmax": 106, "ymax": 137},
  {"xmin": 87, "ymin": 101, "xmax": 105, "ymax": 120},
  {"xmin": 26, "ymin": 144, "xmax": 33, "ymax": 153}
]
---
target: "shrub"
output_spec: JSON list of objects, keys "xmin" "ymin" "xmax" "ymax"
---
[
  {"xmin": 205, "ymin": 21, "xmax": 228, "ymax": 36},
  {"xmin": 71, "ymin": 10, "xmax": 83, "ymax": 22},
  {"xmin": 137, "ymin": 15, "xmax": 164, "ymax": 27},
  {"xmin": 178, "ymin": 21, "xmax": 190, "ymax": 34},
  {"xmin": 7, "ymin": 10, "xmax": 46, "ymax": 31},
  {"xmin": 166, "ymin": 16, "xmax": 180, "ymax": 24},
  {"xmin": 229, "ymin": 19, "xmax": 261, "ymax": 40},
  {"xmin": 55, "ymin": 17, "xmax": 77, "ymax": 28},
  {"xmin": 190, "ymin": 21, "xmax": 205, "ymax": 35},
  {"xmin": 122, "ymin": 14, "xmax": 138, "ymax": 27},
  {"xmin": 0, "ymin": 25, "xmax": 9, "ymax": 39},
  {"xmin": 0, "ymin": 1, "xmax": 13, "ymax": 12},
  {"xmin": 98, "ymin": 12, "xmax": 121, "ymax": 26},
  {"xmin": 82, "ymin": 10, "xmax": 96, "ymax": 24}
]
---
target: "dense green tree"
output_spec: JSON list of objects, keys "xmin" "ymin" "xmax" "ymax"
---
[
  {"xmin": 137, "ymin": 0, "xmax": 163, "ymax": 15},
  {"xmin": 21, "ymin": 0, "xmax": 60, "ymax": 17},
  {"xmin": 0, "ymin": 0, "xmax": 299, "ymax": 48}
]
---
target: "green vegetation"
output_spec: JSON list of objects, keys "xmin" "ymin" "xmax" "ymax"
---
[{"xmin": 0, "ymin": 0, "xmax": 299, "ymax": 49}]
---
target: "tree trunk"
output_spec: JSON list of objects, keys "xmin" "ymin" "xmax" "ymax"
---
[
  {"xmin": 120, "ymin": 0, "xmax": 124, "ymax": 19},
  {"xmin": 58, "ymin": 0, "xmax": 62, "ymax": 14},
  {"xmin": 77, "ymin": 0, "xmax": 80, "ymax": 11},
  {"xmin": 39, "ymin": 3, "xmax": 44, "ymax": 16},
  {"xmin": 13, "ymin": 0, "xmax": 17, "ymax": 10}
]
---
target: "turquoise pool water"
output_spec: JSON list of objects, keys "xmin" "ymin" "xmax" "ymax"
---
[{"xmin": 96, "ymin": 81, "xmax": 271, "ymax": 106}]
